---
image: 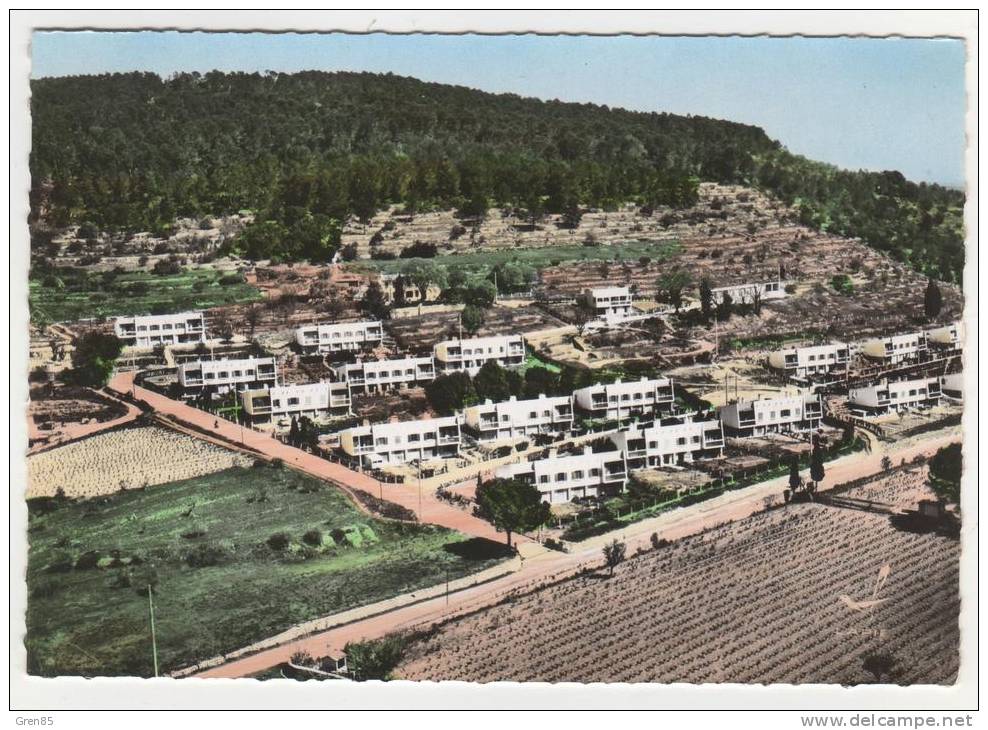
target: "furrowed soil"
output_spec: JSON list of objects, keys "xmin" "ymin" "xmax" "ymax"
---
[
  {"xmin": 398, "ymin": 468, "xmax": 959, "ymax": 684},
  {"xmin": 25, "ymin": 466, "xmax": 511, "ymax": 677}
]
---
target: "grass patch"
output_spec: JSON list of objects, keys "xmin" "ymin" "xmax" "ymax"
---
[
  {"xmin": 522, "ymin": 352, "xmax": 561, "ymax": 374},
  {"xmin": 25, "ymin": 466, "xmax": 509, "ymax": 677},
  {"xmin": 29, "ymin": 267, "xmax": 262, "ymax": 324},
  {"xmin": 350, "ymin": 240, "xmax": 681, "ymax": 278}
]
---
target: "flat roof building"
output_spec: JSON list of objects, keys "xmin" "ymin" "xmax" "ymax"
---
[
  {"xmin": 926, "ymin": 321, "xmax": 962, "ymax": 350},
  {"xmin": 719, "ymin": 393, "xmax": 822, "ymax": 437},
  {"xmin": 573, "ymin": 376, "xmax": 675, "ymax": 422},
  {"xmin": 177, "ymin": 356, "xmax": 278, "ymax": 393},
  {"xmin": 610, "ymin": 415, "xmax": 725, "ymax": 469},
  {"xmin": 711, "ymin": 280, "xmax": 787, "ymax": 306},
  {"xmin": 463, "ymin": 394, "xmax": 574, "ymax": 443},
  {"xmin": 334, "ymin": 355, "xmax": 436, "ymax": 393},
  {"xmin": 113, "ymin": 311, "xmax": 207, "ymax": 349},
  {"xmin": 495, "ymin": 446, "xmax": 628, "ymax": 505},
  {"xmin": 241, "ymin": 381, "xmax": 351, "ymax": 423},
  {"xmin": 338, "ymin": 416, "xmax": 462, "ymax": 468},
  {"xmin": 860, "ymin": 331, "xmax": 928, "ymax": 365},
  {"xmin": 583, "ymin": 286, "xmax": 633, "ymax": 319},
  {"xmin": 768, "ymin": 342, "xmax": 850, "ymax": 380},
  {"xmin": 295, "ymin": 321, "xmax": 384, "ymax": 355},
  {"xmin": 433, "ymin": 334, "xmax": 526, "ymax": 377},
  {"xmin": 848, "ymin": 377, "xmax": 942, "ymax": 416}
]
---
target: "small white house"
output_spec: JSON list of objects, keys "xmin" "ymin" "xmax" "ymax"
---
[
  {"xmin": 573, "ymin": 376, "xmax": 675, "ymax": 422},
  {"xmin": 718, "ymin": 393, "xmax": 823, "ymax": 437},
  {"xmin": 710, "ymin": 280, "xmax": 787, "ymax": 306},
  {"xmin": 495, "ymin": 446, "xmax": 628, "ymax": 504},
  {"xmin": 940, "ymin": 372, "xmax": 963, "ymax": 402},
  {"xmin": 926, "ymin": 321, "xmax": 962, "ymax": 351},
  {"xmin": 583, "ymin": 286, "xmax": 633, "ymax": 319},
  {"xmin": 860, "ymin": 331, "xmax": 928, "ymax": 365},
  {"xmin": 433, "ymin": 335, "xmax": 526, "ymax": 376},
  {"xmin": 848, "ymin": 377, "xmax": 942, "ymax": 416},
  {"xmin": 114, "ymin": 311, "xmax": 207, "ymax": 349},
  {"xmin": 337, "ymin": 416, "xmax": 462, "ymax": 468},
  {"xmin": 610, "ymin": 415, "xmax": 725, "ymax": 468},
  {"xmin": 241, "ymin": 381, "xmax": 352, "ymax": 423},
  {"xmin": 463, "ymin": 394, "xmax": 574, "ymax": 442},
  {"xmin": 334, "ymin": 355, "xmax": 436, "ymax": 393},
  {"xmin": 768, "ymin": 342, "xmax": 850, "ymax": 379},
  {"xmin": 177, "ymin": 356, "xmax": 278, "ymax": 394},
  {"xmin": 295, "ymin": 321, "xmax": 384, "ymax": 355}
]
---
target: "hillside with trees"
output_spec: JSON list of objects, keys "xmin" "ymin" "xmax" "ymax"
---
[{"xmin": 30, "ymin": 71, "xmax": 965, "ymax": 283}]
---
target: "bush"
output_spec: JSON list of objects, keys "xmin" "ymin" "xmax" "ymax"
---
[
  {"xmin": 219, "ymin": 273, "xmax": 243, "ymax": 286},
  {"xmin": 74, "ymin": 551, "xmax": 101, "ymax": 570},
  {"xmin": 266, "ymin": 532, "xmax": 291, "ymax": 551},
  {"xmin": 184, "ymin": 543, "xmax": 227, "ymax": 568},
  {"xmin": 302, "ymin": 529, "xmax": 323, "ymax": 547}
]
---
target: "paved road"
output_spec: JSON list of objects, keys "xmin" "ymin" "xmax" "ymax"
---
[
  {"xmin": 107, "ymin": 371, "xmax": 511, "ymax": 543},
  {"xmin": 190, "ymin": 428, "xmax": 960, "ymax": 679}
]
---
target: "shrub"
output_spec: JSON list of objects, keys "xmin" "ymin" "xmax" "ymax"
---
[
  {"xmin": 74, "ymin": 550, "xmax": 101, "ymax": 570},
  {"xmin": 219, "ymin": 273, "xmax": 243, "ymax": 286},
  {"xmin": 267, "ymin": 532, "xmax": 291, "ymax": 551},
  {"xmin": 302, "ymin": 529, "xmax": 323, "ymax": 547},
  {"xmin": 184, "ymin": 543, "xmax": 227, "ymax": 568}
]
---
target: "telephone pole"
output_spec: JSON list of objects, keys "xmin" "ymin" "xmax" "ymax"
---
[{"xmin": 147, "ymin": 584, "xmax": 159, "ymax": 678}]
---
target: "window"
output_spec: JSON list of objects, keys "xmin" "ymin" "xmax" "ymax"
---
[
  {"xmin": 375, "ymin": 437, "xmax": 388, "ymax": 446},
  {"xmin": 572, "ymin": 470, "xmax": 584, "ymax": 479},
  {"xmin": 272, "ymin": 399, "xmax": 281, "ymax": 407},
  {"xmin": 204, "ymin": 372, "xmax": 215, "ymax": 380},
  {"xmin": 780, "ymin": 409, "xmax": 791, "ymax": 417},
  {"xmin": 589, "ymin": 468, "xmax": 601, "ymax": 477},
  {"xmin": 677, "ymin": 437, "xmax": 687, "ymax": 446},
  {"xmin": 408, "ymin": 433, "xmax": 421, "ymax": 443},
  {"xmin": 539, "ymin": 475, "xmax": 549, "ymax": 484},
  {"xmin": 287, "ymin": 397, "xmax": 299, "ymax": 406},
  {"xmin": 621, "ymin": 394, "xmax": 630, "ymax": 402},
  {"xmin": 556, "ymin": 473, "xmax": 566, "ymax": 482},
  {"xmin": 543, "ymin": 410, "xmax": 551, "ymax": 418},
  {"xmin": 529, "ymin": 412, "xmax": 537, "ymax": 419},
  {"xmin": 233, "ymin": 370, "xmax": 243, "ymax": 377}
]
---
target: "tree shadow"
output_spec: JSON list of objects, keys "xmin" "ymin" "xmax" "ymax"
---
[{"xmin": 443, "ymin": 537, "xmax": 515, "ymax": 561}]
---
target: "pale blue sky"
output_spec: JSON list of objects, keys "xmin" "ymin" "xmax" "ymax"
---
[{"xmin": 31, "ymin": 31, "xmax": 968, "ymax": 187}]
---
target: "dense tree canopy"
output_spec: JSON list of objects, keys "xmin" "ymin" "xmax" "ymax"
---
[{"xmin": 31, "ymin": 71, "xmax": 965, "ymax": 280}]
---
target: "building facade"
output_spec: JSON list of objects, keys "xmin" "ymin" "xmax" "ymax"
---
[
  {"xmin": 583, "ymin": 286, "xmax": 633, "ymax": 319},
  {"xmin": 926, "ymin": 322, "xmax": 962, "ymax": 351},
  {"xmin": 610, "ymin": 415, "xmax": 725, "ymax": 468},
  {"xmin": 433, "ymin": 335, "xmax": 526, "ymax": 376},
  {"xmin": 718, "ymin": 393, "xmax": 823, "ymax": 436},
  {"xmin": 940, "ymin": 372, "xmax": 963, "ymax": 401},
  {"xmin": 848, "ymin": 377, "xmax": 942, "ymax": 415},
  {"xmin": 295, "ymin": 321, "xmax": 384, "ymax": 355},
  {"xmin": 177, "ymin": 356, "xmax": 278, "ymax": 393},
  {"xmin": 113, "ymin": 311, "xmax": 207, "ymax": 349},
  {"xmin": 710, "ymin": 280, "xmax": 787, "ymax": 306},
  {"xmin": 860, "ymin": 331, "xmax": 928, "ymax": 365},
  {"xmin": 334, "ymin": 355, "xmax": 436, "ymax": 393},
  {"xmin": 463, "ymin": 394, "xmax": 574, "ymax": 442},
  {"xmin": 379, "ymin": 273, "xmax": 442, "ymax": 305},
  {"xmin": 337, "ymin": 416, "xmax": 462, "ymax": 468},
  {"xmin": 495, "ymin": 446, "xmax": 628, "ymax": 505},
  {"xmin": 767, "ymin": 342, "xmax": 850, "ymax": 379},
  {"xmin": 241, "ymin": 381, "xmax": 352, "ymax": 423},
  {"xmin": 573, "ymin": 376, "xmax": 675, "ymax": 421}
]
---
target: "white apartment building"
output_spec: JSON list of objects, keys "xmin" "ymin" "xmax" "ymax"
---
[
  {"xmin": 860, "ymin": 331, "xmax": 928, "ymax": 365},
  {"xmin": 337, "ymin": 416, "xmax": 462, "ymax": 468},
  {"xmin": 433, "ymin": 334, "xmax": 526, "ymax": 376},
  {"xmin": 610, "ymin": 415, "xmax": 725, "ymax": 469},
  {"xmin": 334, "ymin": 355, "xmax": 436, "ymax": 394},
  {"xmin": 940, "ymin": 372, "xmax": 963, "ymax": 402},
  {"xmin": 241, "ymin": 381, "xmax": 352, "ymax": 423},
  {"xmin": 295, "ymin": 321, "xmax": 384, "ymax": 355},
  {"xmin": 848, "ymin": 377, "xmax": 942, "ymax": 416},
  {"xmin": 495, "ymin": 446, "xmax": 628, "ymax": 505},
  {"xmin": 177, "ymin": 356, "xmax": 278, "ymax": 393},
  {"xmin": 573, "ymin": 376, "xmax": 675, "ymax": 422},
  {"xmin": 711, "ymin": 280, "xmax": 787, "ymax": 306},
  {"xmin": 768, "ymin": 342, "xmax": 850, "ymax": 379},
  {"xmin": 583, "ymin": 286, "xmax": 633, "ymax": 319},
  {"xmin": 926, "ymin": 321, "xmax": 962, "ymax": 351},
  {"xmin": 113, "ymin": 311, "xmax": 207, "ymax": 349},
  {"xmin": 463, "ymin": 394, "xmax": 574, "ymax": 442},
  {"xmin": 718, "ymin": 393, "xmax": 823, "ymax": 437}
]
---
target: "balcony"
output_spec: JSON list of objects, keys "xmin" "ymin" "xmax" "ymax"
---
[
  {"xmin": 737, "ymin": 410, "xmax": 756, "ymax": 425},
  {"xmin": 704, "ymin": 430, "xmax": 724, "ymax": 445}
]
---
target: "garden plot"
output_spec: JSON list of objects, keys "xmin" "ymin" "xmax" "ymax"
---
[
  {"xmin": 26, "ymin": 425, "xmax": 251, "ymax": 499},
  {"xmin": 388, "ymin": 304, "xmax": 567, "ymax": 353},
  {"xmin": 398, "ymin": 470, "xmax": 959, "ymax": 684}
]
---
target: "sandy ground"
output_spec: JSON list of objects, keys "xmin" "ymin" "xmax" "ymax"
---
[{"xmin": 26, "ymin": 390, "xmax": 142, "ymax": 455}]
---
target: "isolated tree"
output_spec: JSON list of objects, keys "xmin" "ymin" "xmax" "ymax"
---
[
  {"xmin": 460, "ymin": 304, "xmax": 485, "ymax": 335},
  {"xmin": 880, "ymin": 455, "xmax": 893, "ymax": 472},
  {"xmin": 473, "ymin": 477, "xmax": 550, "ymax": 548},
  {"xmin": 67, "ymin": 331, "xmax": 123, "ymax": 387},
  {"xmin": 927, "ymin": 442, "xmax": 961, "ymax": 505},
  {"xmin": 473, "ymin": 360, "xmax": 511, "ymax": 403},
  {"xmin": 699, "ymin": 277, "xmax": 714, "ymax": 321},
  {"xmin": 923, "ymin": 278, "xmax": 943, "ymax": 320},
  {"xmin": 288, "ymin": 417, "xmax": 300, "ymax": 447},
  {"xmin": 424, "ymin": 372, "xmax": 477, "ymax": 415},
  {"xmin": 788, "ymin": 455, "xmax": 801, "ymax": 494},
  {"xmin": 362, "ymin": 280, "xmax": 391, "ymax": 321},
  {"xmin": 344, "ymin": 636, "xmax": 407, "ymax": 682},
  {"xmin": 656, "ymin": 268, "xmax": 693, "ymax": 312},
  {"xmin": 245, "ymin": 304, "xmax": 261, "ymax": 341},
  {"xmin": 602, "ymin": 539, "xmax": 627, "ymax": 576},
  {"xmin": 716, "ymin": 291, "xmax": 734, "ymax": 322},
  {"xmin": 809, "ymin": 443, "xmax": 826, "ymax": 492}
]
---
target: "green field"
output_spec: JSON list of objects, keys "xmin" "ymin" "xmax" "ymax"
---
[
  {"xmin": 29, "ymin": 267, "xmax": 262, "ymax": 324},
  {"xmin": 25, "ymin": 466, "xmax": 510, "ymax": 677},
  {"xmin": 350, "ymin": 239, "xmax": 682, "ymax": 278}
]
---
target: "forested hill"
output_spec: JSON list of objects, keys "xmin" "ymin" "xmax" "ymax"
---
[{"xmin": 30, "ymin": 71, "xmax": 965, "ymax": 283}]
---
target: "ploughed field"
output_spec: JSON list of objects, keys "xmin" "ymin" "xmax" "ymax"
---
[
  {"xmin": 25, "ymin": 466, "xmax": 511, "ymax": 677},
  {"xmin": 26, "ymin": 425, "xmax": 252, "ymax": 499},
  {"xmin": 398, "ymin": 470, "xmax": 959, "ymax": 684}
]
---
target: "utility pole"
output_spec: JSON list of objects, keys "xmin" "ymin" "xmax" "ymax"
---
[
  {"xmin": 445, "ymin": 568, "xmax": 450, "ymax": 606},
  {"xmin": 147, "ymin": 584, "xmax": 159, "ymax": 678}
]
